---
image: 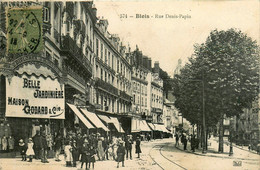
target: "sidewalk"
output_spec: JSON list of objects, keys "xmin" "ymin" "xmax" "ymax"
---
[
  {"xmin": 175, "ymin": 137, "xmax": 260, "ymax": 161},
  {"xmin": 0, "ymin": 138, "xmax": 169, "ymax": 170}
]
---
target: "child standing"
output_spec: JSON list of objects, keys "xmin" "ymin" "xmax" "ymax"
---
[
  {"xmin": 64, "ymin": 141, "xmax": 73, "ymax": 167},
  {"xmin": 18, "ymin": 139, "xmax": 27, "ymax": 161},
  {"xmin": 26, "ymin": 138, "xmax": 35, "ymax": 162}
]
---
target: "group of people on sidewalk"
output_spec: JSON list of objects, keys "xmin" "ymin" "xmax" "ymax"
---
[
  {"xmin": 17, "ymin": 130, "xmax": 143, "ymax": 169},
  {"xmin": 62, "ymin": 132, "xmax": 142, "ymax": 169},
  {"xmin": 18, "ymin": 130, "xmax": 50, "ymax": 163},
  {"xmin": 175, "ymin": 132, "xmax": 199, "ymax": 152}
]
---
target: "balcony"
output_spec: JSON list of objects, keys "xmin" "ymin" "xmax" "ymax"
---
[
  {"xmin": 119, "ymin": 90, "xmax": 132, "ymax": 102},
  {"xmin": 73, "ymin": 19, "xmax": 86, "ymax": 36},
  {"xmin": 94, "ymin": 78, "xmax": 118, "ymax": 97},
  {"xmin": 66, "ymin": 2, "xmax": 74, "ymax": 20},
  {"xmin": 152, "ymin": 107, "xmax": 163, "ymax": 114},
  {"xmin": 65, "ymin": 66, "xmax": 86, "ymax": 85},
  {"xmin": 61, "ymin": 35, "xmax": 92, "ymax": 76},
  {"xmin": 54, "ymin": 29, "xmax": 60, "ymax": 43}
]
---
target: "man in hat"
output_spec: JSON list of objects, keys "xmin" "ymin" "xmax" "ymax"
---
[
  {"xmin": 32, "ymin": 130, "xmax": 41, "ymax": 159},
  {"xmin": 125, "ymin": 135, "xmax": 133, "ymax": 160},
  {"xmin": 40, "ymin": 130, "xmax": 49, "ymax": 163},
  {"xmin": 116, "ymin": 140, "xmax": 126, "ymax": 168},
  {"xmin": 71, "ymin": 140, "xmax": 79, "ymax": 167},
  {"xmin": 135, "ymin": 136, "xmax": 142, "ymax": 158}
]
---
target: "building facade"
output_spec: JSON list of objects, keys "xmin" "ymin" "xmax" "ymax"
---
[
  {"xmin": 0, "ymin": 1, "xmax": 175, "ymax": 156},
  {"xmin": 233, "ymin": 97, "xmax": 260, "ymax": 150},
  {"xmin": 130, "ymin": 47, "xmax": 151, "ymax": 133},
  {"xmin": 93, "ymin": 17, "xmax": 132, "ymax": 134},
  {"xmin": 149, "ymin": 62, "xmax": 164, "ymax": 124}
]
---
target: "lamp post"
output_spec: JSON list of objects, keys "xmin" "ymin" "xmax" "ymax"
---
[{"xmin": 229, "ymin": 117, "xmax": 233, "ymax": 156}]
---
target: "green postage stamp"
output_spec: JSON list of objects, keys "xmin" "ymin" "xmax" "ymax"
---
[{"xmin": 6, "ymin": 6, "xmax": 43, "ymax": 53}]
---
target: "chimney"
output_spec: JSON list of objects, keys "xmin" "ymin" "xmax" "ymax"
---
[
  {"xmin": 148, "ymin": 58, "xmax": 152, "ymax": 71},
  {"xmin": 154, "ymin": 61, "xmax": 160, "ymax": 74},
  {"xmin": 143, "ymin": 56, "xmax": 148, "ymax": 69},
  {"xmin": 137, "ymin": 51, "xmax": 143, "ymax": 66},
  {"xmin": 92, "ymin": 4, "xmax": 97, "ymax": 17}
]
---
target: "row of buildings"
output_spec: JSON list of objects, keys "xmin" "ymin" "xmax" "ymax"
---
[
  {"xmin": 222, "ymin": 97, "xmax": 260, "ymax": 151},
  {"xmin": 0, "ymin": 1, "xmax": 180, "ymax": 155}
]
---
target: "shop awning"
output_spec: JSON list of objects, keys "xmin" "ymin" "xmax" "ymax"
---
[
  {"xmin": 80, "ymin": 109, "xmax": 109, "ymax": 131},
  {"xmin": 98, "ymin": 115, "xmax": 113, "ymax": 124},
  {"xmin": 110, "ymin": 117, "xmax": 125, "ymax": 133},
  {"xmin": 158, "ymin": 124, "xmax": 169, "ymax": 133},
  {"xmin": 131, "ymin": 118, "xmax": 141, "ymax": 133},
  {"xmin": 67, "ymin": 103, "xmax": 94, "ymax": 129},
  {"xmin": 148, "ymin": 123, "xmax": 155, "ymax": 130},
  {"xmin": 153, "ymin": 124, "xmax": 163, "ymax": 131},
  {"xmin": 140, "ymin": 120, "xmax": 151, "ymax": 132}
]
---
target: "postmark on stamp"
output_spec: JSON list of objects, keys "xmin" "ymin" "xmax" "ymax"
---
[{"xmin": 6, "ymin": 6, "xmax": 43, "ymax": 54}]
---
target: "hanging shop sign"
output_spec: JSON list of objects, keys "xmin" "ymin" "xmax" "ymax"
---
[{"xmin": 6, "ymin": 75, "xmax": 65, "ymax": 119}]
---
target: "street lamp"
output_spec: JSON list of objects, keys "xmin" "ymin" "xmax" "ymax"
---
[{"xmin": 229, "ymin": 117, "xmax": 234, "ymax": 156}]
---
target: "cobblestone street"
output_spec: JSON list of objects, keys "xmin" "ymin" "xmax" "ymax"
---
[{"xmin": 1, "ymin": 138, "xmax": 259, "ymax": 170}]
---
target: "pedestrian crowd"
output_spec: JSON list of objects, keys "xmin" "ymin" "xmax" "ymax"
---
[
  {"xmin": 174, "ymin": 132, "xmax": 199, "ymax": 152},
  {"xmin": 18, "ymin": 130, "xmax": 143, "ymax": 169}
]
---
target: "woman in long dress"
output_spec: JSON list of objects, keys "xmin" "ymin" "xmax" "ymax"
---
[
  {"xmin": 97, "ymin": 137, "xmax": 104, "ymax": 160},
  {"xmin": 26, "ymin": 138, "xmax": 35, "ymax": 162},
  {"xmin": 64, "ymin": 141, "xmax": 73, "ymax": 167}
]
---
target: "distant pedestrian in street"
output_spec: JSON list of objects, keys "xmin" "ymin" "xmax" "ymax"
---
[
  {"xmin": 117, "ymin": 140, "xmax": 125, "ymax": 168},
  {"xmin": 175, "ymin": 133, "xmax": 179, "ymax": 147},
  {"xmin": 112, "ymin": 136, "xmax": 119, "ymax": 160},
  {"xmin": 97, "ymin": 137, "xmax": 105, "ymax": 161},
  {"xmin": 103, "ymin": 136, "xmax": 109, "ymax": 160},
  {"xmin": 89, "ymin": 145, "xmax": 96, "ymax": 169},
  {"xmin": 1, "ymin": 135, "xmax": 7, "ymax": 151},
  {"xmin": 71, "ymin": 140, "xmax": 79, "ymax": 167},
  {"xmin": 125, "ymin": 135, "xmax": 133, "ymax": 160},
  {"xmin": 183, "ymin": 135, "xmax": 187, "ymax": 150},
  {"xmin": 40, "ymin": 131, "xmax": 49, "ymax": 163},
  {"xmin": 135, "ymin": 136, "xmax": 142, "ymax": 158},
  {"xmin": 18, "ymin": 139, "xmax": 27, "ymax": 161},
  {"xmin": 81, "ymin": 139, "xmax": 90, "ymax": 169},
  {"xmin": 181, "ymin": 133, "xmax": 185, "ymax": 145},
  {"xmin": 26, "ymin": 138, "xmax": 35, "ymax": 162},
  {"xmin": 107, "ymin": 143, "xmax": 114, "ymax": 160},
  {"xmin": 32, "ymin": 130, "xmax": 41, "ymax": 160},
  {"xmin": 8, "ymin": 136, "xmax": 14, "ymax": 151},
  {"xmin": 190, "ymin": 135, "xmax": 196, "ymax": 152},
  {"xmin": 64, "ymin": 140, "xmax": 73, "ymax": 167},
  {"xmin": 54, "ymin": 133, "xmax": 62, "ymax": 161}
]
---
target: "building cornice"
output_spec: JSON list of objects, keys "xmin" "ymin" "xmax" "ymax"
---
[{"xmin": 94, "ymin": 26, "xmax": 131, "ymax": 68}]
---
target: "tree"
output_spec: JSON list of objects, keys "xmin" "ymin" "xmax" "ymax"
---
[
  {"xmin": 152, "ymin": 67, "xmax": 172, "ymax": 95},
  {"xmin": 172, "ymin": 28, "xmax": 259, "ymax": 152}
]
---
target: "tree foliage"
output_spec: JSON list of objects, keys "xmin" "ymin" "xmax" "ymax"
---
[
  {"xmin": 152, "ymin": 67, "xmax": 172, "ymax": 93},
  {"xmin": 172, "ymin": 28, "xmax": 259, "ymax": 126}
]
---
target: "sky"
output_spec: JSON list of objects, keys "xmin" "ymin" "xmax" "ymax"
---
[{"xmin": 94, "ymin": 0, "xmax": 260, "ymax": 77}]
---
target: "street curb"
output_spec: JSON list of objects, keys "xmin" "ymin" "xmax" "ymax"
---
[
  {"xmin": 211, "ymin": 138, "xmax": 259, "ymax": 155},
  {"xmin": 221, "ymin": 140, "xmax": 259, "ymax": 156},
  {"xmin": 175, "ymin": 146, "xmax": 259, "ymax": 161}
]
